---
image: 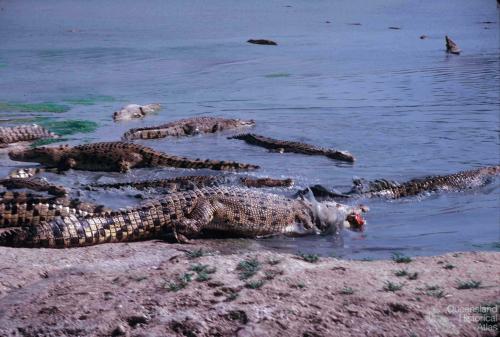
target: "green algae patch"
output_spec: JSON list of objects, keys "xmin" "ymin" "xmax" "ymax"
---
[
  {"xmin": 28, "ymin": 120, "xmax": 98, "ymax": 147},
  {"xmin": 265, "ymin": 73, "xmax": 290, "ymax": 78},
  {"xmin": 64, "ymin": 95, "xmax": 115, "ymax": 106},
  {"xmin": 39, "ymin": 120, "xmax": 98, "ymax": 136},
  {"xmin": 0, "ymin": 102, "xmax": 70, "ymax": 113}
]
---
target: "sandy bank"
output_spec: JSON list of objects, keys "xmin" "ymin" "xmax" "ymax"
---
[{"xmin": 0, "ymin": 241, "xmax": 498, "ymax": 336}]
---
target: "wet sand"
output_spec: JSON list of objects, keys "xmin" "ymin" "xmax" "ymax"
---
[{"xmin": 0, "ymin": 241, "xmax": 498, "ymax": 336}]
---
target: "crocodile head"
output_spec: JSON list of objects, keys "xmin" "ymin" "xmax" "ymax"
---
[
  {"xmin": 8, "ymin": 145, "xmax": 69, "ymax": 166},
  {"xmin": 113, "ymin": 104, "xmax": 161, "ymax": 121},
  {"xmin": 113, "ymin": 104, "xmax": 146, "ymax": 121},
  {"xmin": 301, "ymin": 189, "xmax": 368, "ymax": 233}
]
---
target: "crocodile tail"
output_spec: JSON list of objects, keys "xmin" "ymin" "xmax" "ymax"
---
[
  {"xmin": 140, "ymin": 147, "xmax": 259, "ymax": 171},
  {"xmin": 122, "ymin": 128, "xmax": 143, "ymax": 140}
]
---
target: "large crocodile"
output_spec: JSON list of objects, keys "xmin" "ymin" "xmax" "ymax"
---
[
  {"xmin": 8, "ymin": 142, "xmax": 259, "ymax": 172},
  {"xmin": 113, "ymin": 103, "xmax": 161, "ymax": 121},
  {"xmin": 229, "ymin": 133, "xmax": 355, "ymax": 163},
  {"xmin": 299, "ymin": 166, "xmax": 500, "ymax": 200},
  {"xmin": 0, "ymin": 187, "xmax": 367, "ymax": 248},
  {"xmin": 122, "ymin": 116, "xmax": 255, "ymax": 140},
  {"xmin": 0, "ymin": 124, "xmax": 57, "ymax": 148}
]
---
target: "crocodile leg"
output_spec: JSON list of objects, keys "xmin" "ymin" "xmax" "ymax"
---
[{"xmin": 173, "ymin": 199, "xmax": 214, "ymax": 243}]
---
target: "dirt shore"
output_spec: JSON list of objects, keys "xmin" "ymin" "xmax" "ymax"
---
[{"xmin": 0, "ymin": 241, "xmax": 498, "ymax": 337}]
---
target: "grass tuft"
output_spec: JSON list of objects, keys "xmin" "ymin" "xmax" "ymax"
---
[
  {"xmin": 425, "ymin": 285, "xmax": 445, "ymax": 298},
  {"xmin": 237, "ymin": 258, "xmax": 261, "ymax": 280},
  {"xmin": 165, "ymin": 273, "xmax": 193, "ymax": 292},
  {"xmin": 340, "ymin": 287, "xmax": 354, "ymax": 295},
  {"xmin": 408, "ymin": 272, "xmax": 419, "ymax": 280},
  {"xmin": 391, "ymin": 252, "xmax": 412, "ymax": 263},
  {"xmin": 394, "ymin": 269, "xmax": 408, "ymax": 277},
  {"xmin": 185, "ymin": 249, "xmax": 205, "ymax": 259},
  {"xmin": 298, "ymin": 252, "xmax": 320, "ymax": 263},
  {"xmin": 457, "ymin": 279, "xmax": 482, "ymax": 290},
  {"xmin": 245, "ymin": 280, "xmax": 265, "ymax": 289},
  {"xmin": 383, "ymin": 281, "xmax": 404, "ymax": 292}
]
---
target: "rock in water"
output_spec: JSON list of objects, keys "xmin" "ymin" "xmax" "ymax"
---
[{"xmin": 445, "ymin": 35, "xmax": 461, "ymax": 55}]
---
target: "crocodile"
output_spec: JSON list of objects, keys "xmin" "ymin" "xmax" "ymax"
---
[
  {"xmin": 122, "ymin": 117, "xmax": 255, "ymax": 141},
  {"xmin": 445, "ymin": 35, "xmax": 461, "ymax": 55},
  {"xmin": 89, "ymin": 175, "xmax": 294, "ymax": 191},
  {"xmin": 8, "ymin": 142, "xmax": 259, "ymax": 172},
  {"xmin": 88, "ymin": 175, "xmax": 226, "ymax": 191},
  {"xmin": 229, "ymin": 133, "xmax": 355, "ymax": 163},
  {"xmin": 113, "ymin": 103, "xmax": 161, "ymax": 121},
  {"xmin": 247, "ymin": 39, "xmax": 277, "ymax": 46},
  {"xmin": 0, "ymin": 187, "xmax": 367, "ymax": 248},
  {"xmin": 241, "ymin": 177, "xmax": 294, "ymax": 188},
  {"xmin": 0, "ymin": 124, "xmax": 58, "ymax": 148},
  {"xmin": 0, "ymin": 177, "xmax": 67, "ymax": 196},
  {"xmin": 299, "ymin": 166, "xmax": 500, "ymax": 200}
]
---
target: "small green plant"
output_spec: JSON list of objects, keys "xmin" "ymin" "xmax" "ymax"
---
[
  {"xmin": 264, "ymin": 269, "xmax": 282, "ymax": 280},
  {"xmin": 383, "ymin": 281, "xmax": 404, "ymax": 292},
  {"xmin": 189, "ymin": 264, "xmax": 216, "ymax": 282},
  {"xmin": 196, "ymin": 271, "xmax": 211, "ymax": 282},
  {"xmin": 298, "ymin": 252, "xmax": 320, "ymax": 263},
  {"xmin": 189, "ymin": 264, "xmax": 216, "ymax": 273},
  {"xmin": 425, "ymin": 285, "xmax": 445, "ymax": 298},
  {"xmin": 457, "ymin": 280, "xmax": 482, "ymax": 290},
  {"xmin": 245, "ymin": 280, "xmax": 265, "ymax": 289},
  {"xmin": 340, "ymin": 287, "xmax": 354, "ymax": 295},
  {"xmin": 165, "ymin": 273, "xmax": 193, "ymax": 292},
  {"xmin": 394, "ymin": 269, "xmax": 408, "ymax": 277},
  {"xmin": 391, "ymin": 252, "xmax": 412, "ymax": 263},
  {"xmin": 443, "ymin": 264, "xmax": 455, "ymax": 270},
  {"xmin": 225, "ymin": 292, "xmax": 239, "ymax": 302},
  {"xmin": 408, "ymin": 272, "xmax": 419, "ymax": 280},
  {"xmin": 237, "ymin": 258, "xmax": 261, "ymax": 280},
  {"xmin": 186, "ymin": 249, "xmax": 205, "ymax": 259}
]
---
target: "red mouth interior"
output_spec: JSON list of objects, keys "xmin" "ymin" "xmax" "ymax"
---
[{"xmin": 348, "ymin": 213, "xmax": 365, "ymax": 227}]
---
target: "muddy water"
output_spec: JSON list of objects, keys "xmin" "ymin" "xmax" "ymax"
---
[{"xmin": 0, "ymin": 0, "xmax": 498, "ymax": 259}]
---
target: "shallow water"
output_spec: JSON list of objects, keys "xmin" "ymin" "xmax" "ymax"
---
[{"xmin": 0, "ymin": 0, "xmax": 498, "ymax": 259}]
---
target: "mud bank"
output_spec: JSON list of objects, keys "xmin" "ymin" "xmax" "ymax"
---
[{"xmin": 0, "ymin": 242, "xmax": 498, "ymax": 337}]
